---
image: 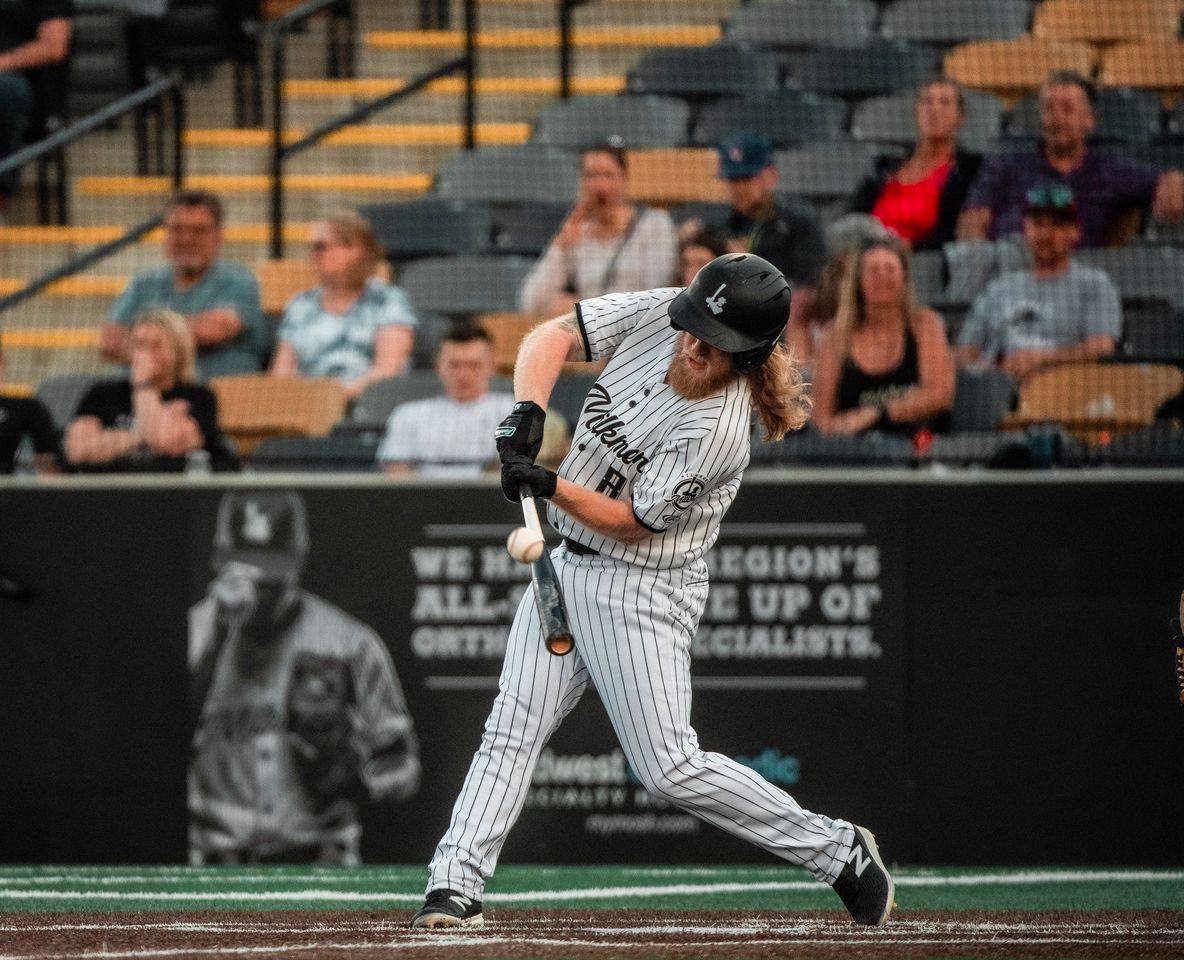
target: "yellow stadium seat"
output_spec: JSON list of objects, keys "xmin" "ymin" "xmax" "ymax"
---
[
  {"xmin": 1001, "ymin": 361, "xmax": 1184, "ymax": 442},
  {"xmin": 255, "ymin": 259, "xmax": 318, "ymax": 316},
  {"xmin": 209, "ymin": 374, "xmax": 348, "ymax": 458},
  {"xmin": 478, "ymin": 312, "xmax": 537, "ymax": 375},
  {"xmin": 1034, "ymin": 0, "xmax": 1184, "ymax": 45},
  {"xmin": 625, "ymin": 149, "xmax": 729, "ymax": 206},
  {"xmin": 1100, "ymin": 41, "xmax": 1184, "ymax": 105},
  {"xmin": 944, "ymin": 37, "xmax": 1098, "ymax": 106}
]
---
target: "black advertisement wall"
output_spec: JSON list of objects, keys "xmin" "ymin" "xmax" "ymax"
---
[{"xmin": 0, "ymin": 475, "xmax": 1180, "ymax": 865}]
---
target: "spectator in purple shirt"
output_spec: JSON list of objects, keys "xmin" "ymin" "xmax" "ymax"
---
[{"xmin": 957, "ymin": 71, "xmax": 1184, "ymax": 247}]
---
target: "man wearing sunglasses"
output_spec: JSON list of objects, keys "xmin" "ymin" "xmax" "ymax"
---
[
  {"xmin": 954, "ymin": 183, "xmax": 1119, "ymax": 382},
  {"xmin": 957, "ymin": 71, "xmax": 1184, "ymax": 247}
]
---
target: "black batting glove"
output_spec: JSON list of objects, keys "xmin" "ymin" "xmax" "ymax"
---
[
  {"xmin": 500, "ymin": 453, "xmax": 557, "ymax": 502},
  {"xmin": 494, "ymin": 401, "xmax": 546, "ymax": 463}
]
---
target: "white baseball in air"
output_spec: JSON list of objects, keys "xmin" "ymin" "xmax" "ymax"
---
[{"xmin": 506, "ymin": 527, "xmax": 545, "ymax": 564}]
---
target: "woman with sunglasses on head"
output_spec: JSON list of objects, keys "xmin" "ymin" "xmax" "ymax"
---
[
  {"xmin": 847, "ymin": 77, "xmax": 982, "ymax": 250},
  {"xmin": 811, "ymin": 236, "xmax": 954, "ymax": 436},
  {"xmin": 270, "ymin": 212, "xmax": 417, "ymax": 399}
]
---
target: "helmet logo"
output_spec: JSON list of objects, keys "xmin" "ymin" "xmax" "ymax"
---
[
  {"xmin": 241, "ymin": 501, "xmax": 274, "ymax": 546},
  {"xmin": 705, "ymin": 283, "xmax": 727, "ymax": 316}
]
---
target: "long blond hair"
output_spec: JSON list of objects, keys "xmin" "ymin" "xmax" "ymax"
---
[
  {"xmin": 320, "ymin": 211, "xmax": 385, "ymax": 288},
  {"xmin": 131, "ymin": 308, "xmax": 196, "ymax": 385},
  {"xmin": 747, "ymin": 342, "xmax": 811, "ymax": 441},
  {"xmin": 831, "ymin": 236, "xmax": 916, "ymax": 361}
]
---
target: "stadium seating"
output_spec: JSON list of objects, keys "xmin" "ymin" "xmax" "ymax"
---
[
  {"xmin": 880, "ymin": 0, "xmax": 1034, "ymax": 47},
  {"xmin": 435, "ymin": 146, "xmax": 580, "ymax": 206},
  {"xmin": 486, "ymin": 202, "xmax": 568, "ymax": 257},
  {"xmin": 255, "ymin": 259, "xmax": 317, "ymax": 317},
  {"xmin": 1098, "ymin": 41, "xmax": 1184, "ymax": 102},
  {"xmin": 951, "ymin": 367, "xmax": 1016, "ymax": 432},
  {"xmin": 1004, "ymin": 87, "xmax": 1165, "ymax": 143},
  {"xmin": 626, "ymin": 44, "xmax": 781, "ymax": 99},
  {"xmin": 850, "ymin": 89, "xmax": 1005, "ymax": 151},
  {"xmin": 1083, "ymin": 424, "xmax": 1184, "ymax": 467},
  {"xmin": 359, "ymin": 198, "xmax": 492, "ymax": 262},
  {"xmin": 725, "ymin": 0, "xmax": 878, "ymax": 50},
  {"xmin": 1119, "ymin": 303, "xmax": 1184, "ymax": 364},
  {"xmin": 750, "ymin": 430, "xmax": 915, "ymax": 467},
  {"xmin": 209, "ymin": 374, "xmax": 348, "ymax": 457},
  {"xmin": 1032, "ymin": 0, "xmax": 1184, "ymax": 44},
  {"xmin": 774, "ymin": 142, "xmax": 888, "ymax": 202},
  {"xmin": 548, "ymin": 370, "xmax": 599, "ymax": 427},
  {"xmin": 34, "ymin": 373, "xmax": 102, "ymax": 432},
  {"xmin": 345, "ymin": 371, "xmax": 514, "ymax": 435},
  {"xmin": 945, "ymin": 37, "xmax": 1098, "ymax": 104},
  {"xmin": 398, "ymin": 255, "xmax": 535, "ymax": 317},
  {"xmin": 69, "ymin": 6, "xmax": 135, "ymax": 119},
  {"xmin": 409, "ymin": 312, "xmax": 454, "ymax": 370},
  {"xmin": 924, "ymin": 431, "xmax": 1029, "ymax": 467},
  {"xmin": 783, "ymin": 40, "xmax": 940, "ymax": 98},
  {"xmin": 692, "ymin": 91, "xmax": 847, "ymax": 148},
  {"xmin": 249, "ymin": 434, "xmax": 381, "ymax": 472},
  {"xmin": 1075, "ymin": 246, "xmax": 1184, "ymax": 308},
  {"xmin": 530, "ymin": 95, "xmax": 691, "ymax": 149},
  {"xmin": 479, "ymin": 312, "xmax": 537, "ymax": 373},
  {"xmin": 625, "ymin": 149, "xmax": 729, "ymax": 205}
]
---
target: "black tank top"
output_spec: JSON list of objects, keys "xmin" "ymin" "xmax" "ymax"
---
[{"xmin": 835, "ymin": 330, "xmax": 948, "ymax": 435}]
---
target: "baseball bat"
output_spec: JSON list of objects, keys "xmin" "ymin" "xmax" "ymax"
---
[{"xmin": 520, "ymin": 489, "xmax": 575, "ymax": 656}]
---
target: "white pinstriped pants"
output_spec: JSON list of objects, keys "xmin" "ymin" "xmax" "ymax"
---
[{"xmin": 425, "ymin": 545, "xmax": 855, "ymax": 898}]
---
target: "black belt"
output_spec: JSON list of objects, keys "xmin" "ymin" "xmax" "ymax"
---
[{"xmin": 563, "ymin": 537, "xmax": 598, "ymax": 556}]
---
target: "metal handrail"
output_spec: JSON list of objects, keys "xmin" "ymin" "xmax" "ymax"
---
[
  {"xmin": 0, "ymin": 74, "xmax": 186, "ymax": 316},
  {"xmin": 558, "ymin": 0, "xmax": 592, "ymax": 100},
  {"xmin": 267, "ymin": 0, "xmax": 478, "ymax": 258}
]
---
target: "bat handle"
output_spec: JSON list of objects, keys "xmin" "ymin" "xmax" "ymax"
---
[{"xmin": 519, "ymin": 486, "xmax": 545, "ymax": 539}]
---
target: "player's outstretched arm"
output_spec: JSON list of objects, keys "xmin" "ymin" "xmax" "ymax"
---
[
  {"xmin": 550, "ymin": 477, "xmax": 650, "ymax": 545},
  {"xmin": 513, "ymin": 313, "xmax": 585, "ymax": 407}
]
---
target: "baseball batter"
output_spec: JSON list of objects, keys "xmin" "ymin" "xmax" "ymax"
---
[
  {"xmin": 411, "ymin": 255, "xmax": 894, "ymax": 929},
  {"xmin": 190, "ymin": 490, "xmax": 421, "ymax": 864}
]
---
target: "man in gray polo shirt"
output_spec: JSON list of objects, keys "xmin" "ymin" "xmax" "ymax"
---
[{"xmin": 955, "ymin": 183, "xmax": 1120, "ymax": 382}]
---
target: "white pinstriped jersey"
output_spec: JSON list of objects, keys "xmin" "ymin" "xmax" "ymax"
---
[{"xmin": 549, "ymin": 288, "xmax": 752, "ymax": 569}]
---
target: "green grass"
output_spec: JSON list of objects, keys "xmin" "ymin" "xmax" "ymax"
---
[{"xmin": 0, "ymin": 865, "xmax": 1180, "ymax": 913}]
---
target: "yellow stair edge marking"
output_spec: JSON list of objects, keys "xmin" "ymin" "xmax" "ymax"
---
[
  {"xmin": 1, "ymin": 328, "xmax": 101, "ymax": 349},
  {"xmin": 366, "ymin": 25, "xmax": 720, "ymax": 49},
  {"xmin": 0, "ymin": 223, "xmax": 314, "ymax": 245},
  {"xmin": 0, "ymin": 383, "xmax": 35, "ymax": 397},
  {"xmin": 185, "ymin": 123, "xmax": 530, "ymax": 148},
  {"xmin": 78, "ymin": 174, "xmax": 432, "ymax": 196},
  {"xmin": 0, "ymin": 276, "xmax": 127, "ymax": 296},
  {"xmin": 282, "ymin": 75, "xmax": 625, "ymax": 97}
]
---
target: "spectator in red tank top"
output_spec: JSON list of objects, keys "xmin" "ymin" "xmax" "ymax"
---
[{"xmin": 847, "ymin": 78, "xmax": 982, "ymax": 250}]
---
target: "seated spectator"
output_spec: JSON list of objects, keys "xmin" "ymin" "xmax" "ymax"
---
[
  {"xmin": 812, "ymin": 236, "xmax": 954, "ymax": 436},
  {"xmin": 270, "ymin": 212, "xmax": 416, "ymax": 400},
  {"xmin": 519, "ymin": 145, "xmax": 678, "ymax": 318},
  {"xmin": 676, "ymin": 226, "xmax": 730, "ymax": 286},
  {"xmin": 100, "ymin": 190, "xmax": 268, "ymax": 380},
  {"xmin": 0, "ymin": 333, "xmax": 59, "ymax": 473},
  {"xmin": 378, "ymin": 327, "xmax": 567, "ymax": 477},
  {"xmin": 955, "ymin": 183, "xmax": 1120, "ymax": 383},
  {"xmin": 67, "ymin": 309, "xmax": 234, "ymax": 472},
  {"xmin": 847, "ymin": 77, "xmax": 982, "ymax": 250},
  {"xmin": 957, "ymin": 71, "xmax": 1184, "ymax": 247},
  {"xmin": 0, "ymin": 1, "xmax": 71, "ymax": 204}
]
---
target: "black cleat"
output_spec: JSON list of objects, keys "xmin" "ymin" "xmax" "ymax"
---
[
  {"xmin": 410, "ymin": 888, "xmax": 484, "ymax": 930},
  {"xmin": 832, "ymin": 825, "xmax": 895, "ymax": 926}
]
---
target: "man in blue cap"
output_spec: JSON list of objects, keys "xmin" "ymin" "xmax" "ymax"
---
[{"xmin": 683, "ymin": 132, "xmax": 827, "ymax": 348}]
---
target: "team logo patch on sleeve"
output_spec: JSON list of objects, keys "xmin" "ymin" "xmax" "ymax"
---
[{"xmin": 660, "ymin": 474, "xmax": 708, "ymax": 523}]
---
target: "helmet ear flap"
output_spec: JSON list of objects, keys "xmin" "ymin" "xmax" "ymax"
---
[{"xmin": 732, "ymin": 339, "xmax": 778, "ymax": 373}]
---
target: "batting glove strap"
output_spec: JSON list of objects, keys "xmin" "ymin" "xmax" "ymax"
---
[
  {"xmin": 500, "ymin": 454, "xmax": 557, "ymax": 502},
  {"xmin": 494, "ymin": 401, "xmax": 547, "ymax": 463}
]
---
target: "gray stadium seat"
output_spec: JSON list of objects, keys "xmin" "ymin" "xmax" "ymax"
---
[
  {"xmin": 850, "ymin": 89, "xmax": 1005, "ymax": 152},
  {"xmin": 782, "ymin": 40, "xmax": 939, "ymax": 98},
  {"xmin": 692, "ymin": 91, "xmax": 847, "ymax": 148},
  {"xmin": 1005, "ymin": 88, "xmax": 1163, "ymax": 143},
  {"xmin": 249, "ymin": 435, "xmax": 381, "ymax": 473},
  {"xmin": 70, "ymin": 7, "xmax": 135, "ymax": 118},
  {"xmin": 627, "ymin": 44, "xmax": 781, "ymax": 99},
  {"xmin": 774, "ymin": 142, "xmax": 887, "ymax": 201},
  {"xmin": 910, "ymin": 249, "xmax": 947, "ymax": 303},
  {"xmin": 486, "ymin": 201, "xmax": 568, "ymax": 256},
  {"xmin": 1076, "ymin": 246, "xmax": 1184, "ymax": 308},
  {"xmin": 398, "ymin": 255, "xmax": 536, "ymax": 317},
  {"xmin": 669, "ymin": 200, "xmax": 733, "ymax": 227},
  {"xmin": 725, "ymin": 0, "xmax": 877, "ymax": 50},
  {"xmin": 435, "ymin": 146, "xmax": 580, "ymax": 205},
  {"xmin": 749, "ymin": 430, "xmax": 914, "ymax": 467},
  {"xmin": 409, "ymin": 312, "xmax": 455, "ymax": 370},
  {"xmin": 348, "ymin": 372, "xmax": 513, "ymax": 433},
  {"xmin": 1120, "ymin": 304, "xmax": 1184, "ymax": 364},
  {"xmin": 35, "ymin": 373, "xmax": 103, "ymax": 431},
  {"xmin": 531, "ymin": 95, "xmax": 691, "ymax": 148},
  {"xmin": 549, "ymin": 371, "xmax": 599, "ymax": 426},
  {"xmin": 925, "ymin": 431, "xmax": 1027, "ymax": 467},
  {"xmin": 358, "ymin": 198, "xmax": 492, "ymax": 262},
  {"xmin": 1085, "ymin": 424, "xmax": 1184, "ymax": 467},
  {"xmin": 950, "ymin": 367, "xmax": 1015, "ymax": 432},
  {"xmin": 881, "ymin": 0, "xmax": 1032, "ymax": 46}
]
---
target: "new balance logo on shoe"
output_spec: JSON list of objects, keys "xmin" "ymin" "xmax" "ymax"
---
[
  {"xmin": 450, "ymin": 895, "xmax": 473, "ymax": 911},
  {"xmin": 848, "ymin": 845, "xmax": 872, "ymax": 878},
  {"xmin": 410, "ymin": 888, "xmax": 485, "ymax": 930},
  {"xmin": 832, "ymin": 825, "xmax": 895, "ymax": 927}
]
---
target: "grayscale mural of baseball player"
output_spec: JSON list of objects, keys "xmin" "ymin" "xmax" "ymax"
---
[
  {"xmin": 411, "ymin": 254, "xmax": 895, "ymax": 929},
  {"xmin": 190, "ymin": 490, "xmax": 420, "ymax": 864}
]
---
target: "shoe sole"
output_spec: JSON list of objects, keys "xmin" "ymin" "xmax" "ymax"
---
[
  {"xmin": 853, "ymin": 825, "xmax": 895, "ymax": 927},
  {"xmin": 411, "ymin": 912, "xmax": 484, "ymax": 930}
]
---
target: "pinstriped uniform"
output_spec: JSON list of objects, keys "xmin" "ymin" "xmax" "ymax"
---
[{"xmin": 425, "ymin": 289, "xmax": 855, "ymax": 898}]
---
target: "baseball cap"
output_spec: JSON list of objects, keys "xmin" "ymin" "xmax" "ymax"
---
[
  {"xmin": 1024, "ymin": 182, "xmax": 1079, "ymax": 221},
  {"xmin": 717, "ymin": 133, "xmax": 774, "ymax": 180},
  {"xmin": 213, "ymin": 490, "xmax": 309, "ymax": 576}
]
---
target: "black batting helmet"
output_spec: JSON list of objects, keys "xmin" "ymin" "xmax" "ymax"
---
[{"xmin": 668, "ymin": 253, "xmax": 790, "ymax": 372}]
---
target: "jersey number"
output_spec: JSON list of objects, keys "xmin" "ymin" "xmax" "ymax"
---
[{"xmin": 596, "ymin": 467, "xmax": 627, "ymax": 499}]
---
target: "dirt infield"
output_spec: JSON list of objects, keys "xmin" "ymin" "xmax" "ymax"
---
[{"xmin": 1, "ymin": 909, "xmax": 1181, "ymax": 959}]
